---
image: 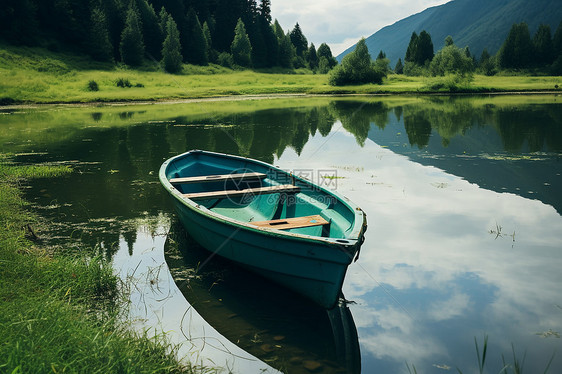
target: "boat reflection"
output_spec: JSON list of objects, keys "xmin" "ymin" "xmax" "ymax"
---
[{"xmin": 164, "ymin": 221, "xmax": 361, "ymax": 374}]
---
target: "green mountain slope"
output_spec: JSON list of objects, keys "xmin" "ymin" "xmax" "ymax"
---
[{"xmin": 338, "ymin": 0, "xmax": 562, "ymax": 65}]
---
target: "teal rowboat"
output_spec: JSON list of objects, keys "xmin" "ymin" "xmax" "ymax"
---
[{"xmin": 159, "ymin": 150, "xmax": 367, "ymax": 309}]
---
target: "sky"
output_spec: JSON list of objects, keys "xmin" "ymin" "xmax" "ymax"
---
[{"xmin": 271, "ymin": 0, "xmax": 451, "ymax": 56}]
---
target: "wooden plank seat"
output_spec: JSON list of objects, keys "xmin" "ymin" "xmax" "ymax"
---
[
  {"xmin": 170, "ymin": 172, "xmax": 266, "ymax": 184},
  {"xmin": 184, "ymin": 184, "xmax": 299, "ymax": 200},
  {"xmin": 250, "ymin": 214, "xmax": 329, "ymax": 230}
]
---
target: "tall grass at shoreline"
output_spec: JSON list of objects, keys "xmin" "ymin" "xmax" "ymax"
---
[
  {"xmin": 406, "ymin": 335, "xmax": 554, "ymax": 374},
  {"xmin": 0, "ymin": 155, "xmax": 195, "ymax": 373}
]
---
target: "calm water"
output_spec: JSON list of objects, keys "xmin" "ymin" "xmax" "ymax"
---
[{"xmin": 1, "ymin": 95, "xmax": 561, "ymax": 373}]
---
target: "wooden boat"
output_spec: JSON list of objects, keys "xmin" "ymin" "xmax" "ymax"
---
[{"xmin": 159, "ymin": 150, "xmax": 367, "ymax": 309}]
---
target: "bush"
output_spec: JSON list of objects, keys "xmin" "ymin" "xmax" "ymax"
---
[
  {"xmin": 429, "ymin": 44, "xmax": 474, "ymax": 77},
  {"xmin": 329, "ymin": 64, "xmax": 385, "ymax": 86},
  {"xmin": 87, "ymin": 80, "xmax": 99, "ymax": 91},
  {"xmin": 115, "ymin": 78, "xmax": 132, "ymax": 88},
  {"xmin": 479, "ymin": 58, "xmax": 498, "ymax": 76},
  {"xmin": 550, "ymin": 55, "xmax": 562, "ymax": 76},
  {"xmin": 218, "ymin": 52, "xmax": 234, "ymax": 68},
  {"xmin": 328, "ymin": 38, "xmax": 386, "ymax": 86},
  {"xmin": 424, "ymin": 74, "xmax": 473, "ymax": 92},
  {"xmin": 318, "ymin": 56, "xmax": 332, "ymax": 74},
  {"xmin": 404, "ymin": 61, "xmax": 427, "ymax": 76}
]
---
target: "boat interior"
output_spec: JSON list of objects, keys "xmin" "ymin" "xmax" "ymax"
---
[{"xmin": 167, "ymin": 163, "xmax": 356, "ymax": 239}]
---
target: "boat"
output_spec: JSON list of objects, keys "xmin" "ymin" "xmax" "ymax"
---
[{"xmin": 159, "ymin": 150, "xmax": 367, "ymax": 309}]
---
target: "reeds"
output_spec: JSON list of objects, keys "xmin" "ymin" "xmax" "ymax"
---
[{"xmin": 407, "ymin": 335, "xmax": 555, "ymax": 374}]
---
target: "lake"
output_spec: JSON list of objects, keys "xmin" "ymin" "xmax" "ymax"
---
[{"xmin": 1, "ymin": 95, "xmax": 561, "ymax": 373}]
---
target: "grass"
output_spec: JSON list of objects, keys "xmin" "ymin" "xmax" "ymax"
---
[
  {"xmin": 1, "ymin": 44, "xmax": 562, "ymax": 105},
  {"xmin": 0, "ymin": 155, "xmax": 198, "ymax": 373}
]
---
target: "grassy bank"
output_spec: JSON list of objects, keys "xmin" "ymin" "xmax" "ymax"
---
[
  {"xmin": 1, "ymin": 44, "xmax": 562, "ymax": 105},
  {"xmin": 0, "ymin": 155, "xmax": 194, "ymax": 373}
]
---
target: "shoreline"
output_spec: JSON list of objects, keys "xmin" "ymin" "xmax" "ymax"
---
[{"xmin": 1, "ymin": 90, "xmax": 561, "ymax": 110}]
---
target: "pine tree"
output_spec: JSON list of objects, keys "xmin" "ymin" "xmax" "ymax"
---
[
  {"xmin": 554, "ymin": 21, "xmax": 562, "ymax": 57},
  {"xmin": 184, "ymin": 0, "xmax": 211, "ymax": 24},
  {"xmin": 533, "ymin": 24, "xmax": 554, "ymax": 67},
  {"xmin": 161, "ymin": 15, "xmax": 183, "ymax": 73},
  {"xmin": 134, "ymin": 0, "xmax": 162, "ymax": 60},
  {"xmin": 415, "ymin": 30, "xmax": 434, "ymax": 65},
  {"xmin": 405, "ymin": 32, "xmax": 418, "ymax": 62},
  {"xmin": 251, "ymin": 17, "xmax": 268, "ymax": 68},
  {"xmin": 214, "ymin": 0, "xmax": 243, "ymax": 52},
  {"xmin": 479, "ymin": 49, "xmax": 491, "ymax": 65},
  {"xmin": 253, "ymin": 2, "xmax": 277, "ymax": 68},
  {"xmin": 307, "ymin": 43, "xmax": 319, "ymax": 70},
  {"xmin": 158, "ymin": 7, "xmax": 170, "ymax": 35},
  {"xmin": 278, "ymin": 33, "xmax": 296, "ymax": 68},
  {"xmin": 317, "ymin": 43, "xmax": 338, "ymax": 69},
  {"xmin": 478, "ymin": 48, "xmax": 496, "ymax": 76},
  {"xmin": 0, "ymin": 0, "xmax": 38, "ymax": 45},
  {"xmin": 120, "ymin": 4, "xmax": 145, "ymax": 66},
  {"xmin": 184, "ymin": 8, "xmax": 208, "ymax": 65},
  {"xmin": 553, "ymin": 21, "xmax": 562, "ymax": 75},
  {"xmin": 261, "ymin": 18, "xmax": 278, "ymax": 67},
  {"xmin": 273, "ymin": 19, "xmax": 285, "ymax": 41},
  {"xmin": 231, "ymin": 18, "xmax": 252, "ymax": 67},
  {"xmin": 289, "ymin": 23, "xmax": 308, "ymax": 57},
  {"xmin": 499, "ymin": 22, "xmax": 533, "ymax": 69},
  {"xmin": 241, "ymin": 0, "xmax": 259, "ymax": 28},
  {"xmin": 375, "ymin": 50, "xmax": 390, "ymax": 73},
  {"xmin": 89, "ymin": 7, "xmax": 113, "ymax": 62},
  {"xmin": 152, "ymin": 0, "xmax": 187, "ymax": 42},
  {"xmin": 259, "ymin": 0, "xmax": 272, "ymax": 23},
  {"xmin": 394, "ymin": 58, "xmax": 404, "ymax": 74},
  {"xmin": 44, "ymin": 0, "xmax": 89, "ymax": 46},
  {"xmin": 100, "ymin": 0, "xmax": 127, "ymax": 60},
  {"xmin": 202, "ymin": 21, "xmax": 216, "ymax": 63}
]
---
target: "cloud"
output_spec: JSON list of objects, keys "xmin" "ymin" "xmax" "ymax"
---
[
  {"xmin": 271, "ymin": 0, "xmax": 451, "ymax": 55},
  {"xmin": 427, "ymin": 292, "xmax": 471, "ymax": 321},
  {"xmin": 276, "ymin": 125, "xmax": 562, "ymax": 369}
]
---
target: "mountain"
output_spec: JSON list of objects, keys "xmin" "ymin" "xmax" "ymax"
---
[{"xmin": 337, "ymin": 0, "xmax": 562, "ymax": 65}]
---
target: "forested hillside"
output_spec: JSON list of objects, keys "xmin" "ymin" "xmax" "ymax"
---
[
  {"xmin": 339, "ymin": 0, "xmax": 562, "ymax": 66},
  {"xmin": 0, "ymin": 0, "xmax": 337, "ymax": 71}
]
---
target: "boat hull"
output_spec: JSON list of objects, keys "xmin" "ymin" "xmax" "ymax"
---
[{"xmin": 172, "ymin": 199, "xmax": 356, "ymax": 309}]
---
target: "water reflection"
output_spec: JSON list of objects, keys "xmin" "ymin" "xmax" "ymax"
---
[
  {"xmin": 4, "ymin": 96, "xmax": 560, "ymax": 218},
  {"xmin": 2, "ymin": 96, "xmax": 562, "ymax": 373},
  {"xmin": 165, "ymin": 220, "xmax": 361, "ymax": 374},
  {"xmin": 274, "ymin": 129, "xmax": 562, "ymax": 373},
  {"xmin": 111, "ymin": 217, "xmax": 279, "ymax": 373}
]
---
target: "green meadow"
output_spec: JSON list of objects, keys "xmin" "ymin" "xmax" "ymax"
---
[{"xmin": 1, "ymin": 45, "xmax": 562, "ymax": 105}]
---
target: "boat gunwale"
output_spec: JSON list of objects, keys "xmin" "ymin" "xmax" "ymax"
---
[{"xmin": 159, "ymin": 150, "xmax": 367, "ymax": 249}]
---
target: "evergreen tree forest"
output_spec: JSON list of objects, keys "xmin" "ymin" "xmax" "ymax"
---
[
  {"xmin": 0, "ymin": 0, "xmax": 334, "ymax": 72},
  {"xmin": 399, "ymin": 21, "xmax": 562, "ymax": 76}
]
